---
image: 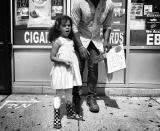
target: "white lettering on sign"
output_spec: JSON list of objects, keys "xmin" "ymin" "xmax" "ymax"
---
[
  {"xmin": 109, "ymin": 32, "xmax": 124, "ymax": 45},
  {"xmin": 147, "ymin": 34, "xmax": 160, "ymax": 45},
  {"xmin": 24, "ymin": 31, "xmax": 49, "ymax": 44},
  {"xmin": 155, "ymin": 34, "xmax": 160, "ymax": 45}
]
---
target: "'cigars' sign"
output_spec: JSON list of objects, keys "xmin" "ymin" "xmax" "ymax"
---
[{"xmin": 14, "ymin": 30, "xmax": 50, "ymax": 45}]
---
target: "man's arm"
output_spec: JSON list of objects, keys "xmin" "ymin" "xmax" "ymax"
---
[
  {"xmin": 103, "ymin": 2, "xmax": 114, "ymax": 52},
  {"xmin": 103, "ymin": 27, "xmax": 112, "ymax": 52},
  {"xmin": 71, "ymin": 1, "xmax": 89, "ymax": 58}
]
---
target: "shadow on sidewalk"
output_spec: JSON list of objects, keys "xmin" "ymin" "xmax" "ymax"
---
[{"xmin": 97, "ymin": 96, "xmax": 120, "ymax": 109}]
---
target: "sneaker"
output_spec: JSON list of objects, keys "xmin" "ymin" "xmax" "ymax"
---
[{"xmin": 87, "ymin": 96, "xmax": 99, "ymax": 113}]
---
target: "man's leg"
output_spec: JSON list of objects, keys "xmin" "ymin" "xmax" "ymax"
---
[
  {"xmin": 72, "ymin": 50, "xmax": 85, "ymax": 114},
  {"xmin": 87, "ymin": 42, "xmax": 100, "ymax": 113}
]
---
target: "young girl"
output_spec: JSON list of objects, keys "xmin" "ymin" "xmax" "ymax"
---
[{"xmin": 48, "ymin": 15, "xmax": 82, "ymax": 129}]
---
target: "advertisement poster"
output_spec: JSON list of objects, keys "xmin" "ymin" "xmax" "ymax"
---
[
  {"xmin": 105, "ymin": 44, "xmax": 126, "ymax": 73},
  {"xmin": 146, "ymin": 14, "xmax": 160, "ymax": 45},
  {"xmin": 144, "ymin": 5, "xmax": 152, "ymax": 16},
  {"xmin": 15, "ymin": 0, "xmax": 29, "ymax": 25},
  {"xmin": 146, "ymin": 14, "xmax": 160, "ymax": 30},
  {"xmin": 28, "ymin": 0, "xmax": 52, "ymax": 27},
  {"xmin": 51, "ymin": 0, "xmax": 63, "ymax": 20},
  {"xmin": 130, "ymin": 3, "xmax": 143, "ymax": 19},
  {"xmin": 112, "ymin": 0, "xmax": 126, "ymax": 24}
]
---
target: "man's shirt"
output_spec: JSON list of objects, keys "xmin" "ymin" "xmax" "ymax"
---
[{"xmin": 71, "ymin": 0, "xmax": 114, "ymax": 52}]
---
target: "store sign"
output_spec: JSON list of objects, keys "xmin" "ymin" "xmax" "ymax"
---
[
  {"xmin": 109, "ymin": 25, "xmax": 125, "ymax": 45},
  {"xmin": 14, "ymin": 30, "xmax": 50, "ymax": 45},
  {"xmin": 109, "ymin": 31, "xmax": 124, "ymax": 45},
  {"xmin": 146, "ymin": 30, "xmax": 160, "ymax": 45}
]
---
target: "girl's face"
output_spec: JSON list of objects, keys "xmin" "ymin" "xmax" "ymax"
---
[{"xmin": 59, "ymin": 20, "xmax": 71, "ymax": 38}]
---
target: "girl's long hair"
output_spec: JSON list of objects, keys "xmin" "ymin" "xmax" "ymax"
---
[{"xmin": 48, "ymin": 15, "xmax": 75, "ymax": 43}]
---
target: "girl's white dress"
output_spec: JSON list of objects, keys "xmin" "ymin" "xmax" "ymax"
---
[{"xmin": 50, "ymin": 37, "xmax": 82, "ymax": 89}]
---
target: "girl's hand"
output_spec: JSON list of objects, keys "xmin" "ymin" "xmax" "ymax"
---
[{"xmin": 62, "ymin": 60, "xmax": 73, "ymax": 67}]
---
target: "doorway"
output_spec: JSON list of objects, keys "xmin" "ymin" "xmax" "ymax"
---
[{"xmin": 0, "ymin": 1, "xmax": 12, "ymax": 94}]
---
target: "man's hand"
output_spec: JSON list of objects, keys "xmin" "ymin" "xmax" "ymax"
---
[
  {"xmin": 79, "ymin": 46, "xmax": 90, "ymax": 59},
  {"xmin": 103, "ymin": 42, "xmax": 112, "ymax": 53}
]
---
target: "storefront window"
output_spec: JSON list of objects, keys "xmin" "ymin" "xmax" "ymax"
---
[
  {"xmin": 130, "ymin": 0, "xmax": 160, "ymax": 46},
  {"xmin": 109, "ymin": 0, "xmax": 126, "ymax": 46},
  {"xmin": 14, "ymin": 0, "xmax": 66, "ymax": 45}
]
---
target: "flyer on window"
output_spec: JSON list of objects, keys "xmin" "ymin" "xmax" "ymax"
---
[
  {"xmin": 144, "ymin": 5, "xmax": 152, "ymax": 16},
  {"xmin": 28, "ymin": 0, "xmax": 52, "ymax": 27},
  {"xmin": 146, "ymin": 13, "xmax": 160, "ymax": 45},
  {"xmin": 105, "ymin": 44, "xmax": 126, "ymax": 73},
  {"xmin": 15, "ymin": 0, "xmax": 29, "ymax": 25},
  {"xmin": 130, "ymin": 3, "xmax": 143, "ymax": 19},
  {"xmin": 51, "ymin": 0, "xmax": 63, "ymax": 20}
]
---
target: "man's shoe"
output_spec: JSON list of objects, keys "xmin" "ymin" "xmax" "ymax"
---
[{"xmin": 87, "ymin": 96, "xmax": 99, "ymax": 113}]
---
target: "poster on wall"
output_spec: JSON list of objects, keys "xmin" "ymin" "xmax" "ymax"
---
[
  {"xmin": 51, "ymin": 0, "xmax": 63, "ymax": 20},
  {"xmin": 28, "ymin": 0, "xmax": 52, "ymax": 27},
  {"xmin": 15, "ymin": 0, "xmax": 29, "ymax": 25}
]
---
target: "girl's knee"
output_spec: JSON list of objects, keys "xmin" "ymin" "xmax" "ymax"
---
[
  {"xmin": 54, "ymin": 96, "xmax": 61, "ymax": 109},
  {"xmin": 64, "ymin": 89, "xmax": 73, "ymax": 103}
]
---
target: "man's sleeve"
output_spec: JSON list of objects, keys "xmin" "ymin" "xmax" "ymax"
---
[
  {"xmin": 103, "ymin": 2, "xmax": 114, "ymax": 29},
  {"xmin": 71, "ymin": 1, "xmax": 81, "ymax": 33}
]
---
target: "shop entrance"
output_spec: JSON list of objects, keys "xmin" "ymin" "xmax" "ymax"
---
[{"xmin": 0, "ymin": 1, "xmax": 12, "ymax": 94}]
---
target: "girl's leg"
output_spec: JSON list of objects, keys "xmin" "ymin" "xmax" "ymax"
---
[
  {"xmin": 53, "ymin": 96, "xmax": 61, "ymax": 109},
  {"xmin": 65, "ymin": 89, "xmax": 77, "ymax": 119},
  {"xmin": 53, "ymin": 90, "xmax": 62, "ymax": 129}
]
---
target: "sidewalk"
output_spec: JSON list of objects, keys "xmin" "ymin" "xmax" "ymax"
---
[{"xmin": 0, "ymin": 95, "xmax": 160, "ymax": 131}]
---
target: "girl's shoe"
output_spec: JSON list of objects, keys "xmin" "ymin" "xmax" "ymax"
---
[
  {"xmin": 54, "ymin": 108, "xmax": 62, "ymax": 129},
  {"xmin": 66, "ymin": 103, "xmax": 77, "ymax": 119}
]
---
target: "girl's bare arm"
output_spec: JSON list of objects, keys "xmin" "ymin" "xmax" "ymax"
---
[{"xmin": 50, "ymin": 40, "xmax": 72, "ymax": 66}]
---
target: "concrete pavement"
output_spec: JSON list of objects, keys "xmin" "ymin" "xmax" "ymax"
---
[{"xmin": 0, "ymin": 95, "xmax": 160, "ymax": 131}]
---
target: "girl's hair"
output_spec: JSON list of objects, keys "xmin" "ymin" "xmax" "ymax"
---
[{"xmin": 48, "ymin": 15, "xmax": 74, "ymax": 42}]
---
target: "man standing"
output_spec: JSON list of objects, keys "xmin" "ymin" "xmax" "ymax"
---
[{"xmin": 71, "ymin": 0, "xmax": 114, "ymax": 113}]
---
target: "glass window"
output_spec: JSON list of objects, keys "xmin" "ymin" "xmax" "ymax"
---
[
  {"xmin": 14, "ymin": 0, "xmax": 66, "ymax": 45},
  {"xmin": 130, "ymin": 0, "xmax": 160, "ymax": 46},
  {"xmin": 109, "ymin": 0, "xmax": 127, "ymax": 46}
]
